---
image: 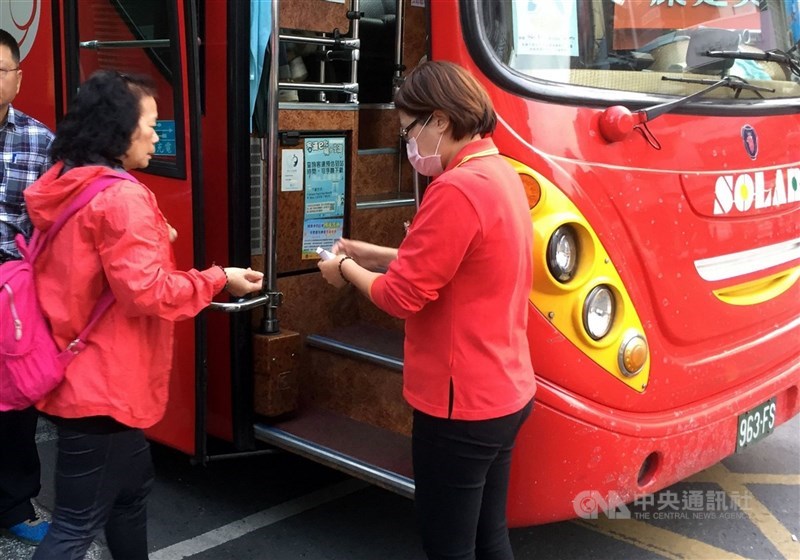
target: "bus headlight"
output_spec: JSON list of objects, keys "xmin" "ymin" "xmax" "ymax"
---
[
  {"xmin": 583, "ymin": 285, "xmax": 615, "ymax": 340},
  {"xmin": 547, "ymin": 225, "xmax": 578, "ymax": 283},
  {"xmin": 619, "ymin": 331, "xmax": 648, "ymax": 377},
  {"xmin": 507, "ymin": 158, "xmax": 650, "ymax": 391}
]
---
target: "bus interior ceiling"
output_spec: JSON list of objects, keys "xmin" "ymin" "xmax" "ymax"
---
[{"xmin": 248, "ymin": 0, "xmax": 428, "ymax": 468}]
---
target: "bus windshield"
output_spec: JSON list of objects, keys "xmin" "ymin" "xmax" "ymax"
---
[{"xmin": 478, "ymin": 0, "xmax": 800, "ymax": 101}]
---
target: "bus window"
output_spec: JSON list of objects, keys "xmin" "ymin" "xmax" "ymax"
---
[
  {"xmin": 476, "ymin": 0, "xmax": 799, "ymax": 101},
  {"xmin": 65, "ymin": 0, "xmax": 186, "ymax": 178},
  {"xmin": 277, "ymin": 0, "xmax": 400, "ymax": 104},
  {"xmin": 358, "ymin": 0, "xmax": 398, "ymax": 103}
]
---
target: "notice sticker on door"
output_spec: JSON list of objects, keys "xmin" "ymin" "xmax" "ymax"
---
[
  {"xmin": 154, "ymin": 120, "xmax": 176, "ymax": 156},
  {"xmin": 281, "ymin": 149, "xmax": 304, "ymax": 192}
]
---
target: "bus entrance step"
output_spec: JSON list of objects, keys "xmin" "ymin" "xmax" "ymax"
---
[
  {"xmin": 306, "ymin": 323, "xmax": 404, "ymax": 372},
  {"xmin": 254, "ymin": 408, "xmax": 414, "ymax": 497}
]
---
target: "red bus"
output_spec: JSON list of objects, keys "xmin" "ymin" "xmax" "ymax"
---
[{"xmin": 8, "ymin": 0, "xmax": 800, "ymax": 526}]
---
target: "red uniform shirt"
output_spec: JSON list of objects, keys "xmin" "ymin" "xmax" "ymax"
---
[{"xmin": 371, "ymin": 138, "xmax": 536, "ymax": 420}]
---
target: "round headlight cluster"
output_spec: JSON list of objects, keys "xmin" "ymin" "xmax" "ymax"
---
[
  {"xmin": 583, "ymin": 285, "xmax": 615, "ymax": 340},
  {"xmin": 547, "ymin": 225, "xmax": 578, "ymax": 283}
]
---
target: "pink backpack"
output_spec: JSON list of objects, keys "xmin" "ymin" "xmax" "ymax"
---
[{"xmin": 0, "ymin": 173, "xmax": 134, "ymax": 411}]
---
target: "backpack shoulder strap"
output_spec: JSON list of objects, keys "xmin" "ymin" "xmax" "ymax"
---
[
  {"xmin": 42, "ymin": 171, "xmax": 141, "ymax": 354},
  {"xmin": 64, "ymin": 289, "xmax": 116, "ymax": 355},
  {"xmin": 47, "ymin": 172, "xmax": 139, "ymax": 241},
  {"xmin": 29, "ymin": 171, "xmax": 139, "ymax": 261}
]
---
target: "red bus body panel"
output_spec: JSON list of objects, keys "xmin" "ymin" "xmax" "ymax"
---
[
  {"xmin": 8, "ymin": 2, "xmax": 58, "ymax": 129},
  {"xmin": 432, "ymin": 1, "xmax": 800, "ymax": 526},
  {"xmin": 200, "ymin": 0, "xmax": 235, "ymax": 443}
]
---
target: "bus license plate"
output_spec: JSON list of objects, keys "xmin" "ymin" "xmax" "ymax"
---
[{"xmin": 736, "ymin": 398, "xmax": 776, "ymax": 452}]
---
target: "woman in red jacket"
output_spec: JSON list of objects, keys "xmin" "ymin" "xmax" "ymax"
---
[
  {"xmin": 26, "ymin": 71, "xmax": 262, "ymax": 560},
  {"xmin": 319, "ymin": 61, "xmax": 536, "ymax": 560}
]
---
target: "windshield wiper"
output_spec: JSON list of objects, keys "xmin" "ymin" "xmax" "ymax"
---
[
  {"xmin": 598, "ymin": 76, "xmax": 774, "ymax": 144},
  {"xmin": 659, "ymin": 75, "xmax": 775, "ymax": 103},
  {"xmin": 644, "ymin": 75, "xmax": 775, "ymax": 119},
  {"xmin": 705, "ymin": 48, "xmax": 800, "ymax": 79}
]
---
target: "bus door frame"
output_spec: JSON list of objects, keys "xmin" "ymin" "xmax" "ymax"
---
[{"xmin": 59, "ymin": 0, "xmax": 210, "ymax": 460}]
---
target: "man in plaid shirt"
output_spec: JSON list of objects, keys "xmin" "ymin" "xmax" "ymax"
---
[
  {"xmin": 0, "ymin": 28, "xmax": 53, "ymax": 547},
  {"xmin": 0, "ymin": 38, "xmax": 53, "ymax": 262}
]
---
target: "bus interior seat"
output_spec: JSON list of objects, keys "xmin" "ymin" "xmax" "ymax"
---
[
  {"xmin": 647, "ymin": 37, "xmax": 690, "ymax": 72},
  {"xmin": 735, "ymin": 44, "xmax": 790, "ymax": 81}
]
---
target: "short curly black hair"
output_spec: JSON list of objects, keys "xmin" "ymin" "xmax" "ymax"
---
[{"xmin": 50, "ymin": 70, "xmax": 156, "ymax": 166}]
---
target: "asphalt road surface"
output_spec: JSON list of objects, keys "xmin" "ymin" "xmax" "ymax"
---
[{"xmin": 2, "ymin": 415, "xmax": 798, "ymax": 560}]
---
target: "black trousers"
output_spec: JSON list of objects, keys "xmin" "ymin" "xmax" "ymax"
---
[
  {"xmin": 412, "ymin": 399, "xmax": 533, "ymax": 560},
  {"xmin": 0, "ymin": 407, "xmax": 41, "ymax": 528},
  {"xmin": 33, "ymin": 419, "xmax": 154, "ymax": 560}
]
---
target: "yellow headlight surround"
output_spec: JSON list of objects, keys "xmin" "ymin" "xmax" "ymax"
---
[{"xmin": 505, "ymin": 158, "xmax": 650, "ymax": 392}]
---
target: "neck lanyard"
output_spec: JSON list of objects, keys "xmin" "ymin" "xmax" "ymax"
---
[{"xmin": 454, "ymin": 147, "xmax": 500, "ymax": 169}]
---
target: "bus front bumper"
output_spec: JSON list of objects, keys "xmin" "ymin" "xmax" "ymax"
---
[{"xmin": 506, "ymin": 355, "xmax": 800, "ymax": 527}]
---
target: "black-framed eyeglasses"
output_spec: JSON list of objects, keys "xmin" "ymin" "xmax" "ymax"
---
[
  {"xmin": 0, "ymin": 67, "xmax": 20, "ymax": 77},
  {"xmin": 399, "ymin": 117, "xmax": 421, "ymax": 141}
]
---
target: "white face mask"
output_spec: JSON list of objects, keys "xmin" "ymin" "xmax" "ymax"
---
[{"xmin": 405, "ymin": 115, "xmax": 444, "ymax": 177}]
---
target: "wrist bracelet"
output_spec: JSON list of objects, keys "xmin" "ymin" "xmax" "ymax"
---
[
  {"xmin": 338, "ymin": 256, "xmax": 353, "ymax": 284},
  {"xmin": 214, "ymin": 263, "xmax": 229, "ymax": 290}
]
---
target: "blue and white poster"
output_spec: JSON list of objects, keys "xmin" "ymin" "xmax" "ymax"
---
[
  {"xmin": 512, "ymin": 0, "xmax": 579, "ymax": 57},
  {"xmin": 302, "ymin": 137, "xmax": 346, "ymax": 258}
]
